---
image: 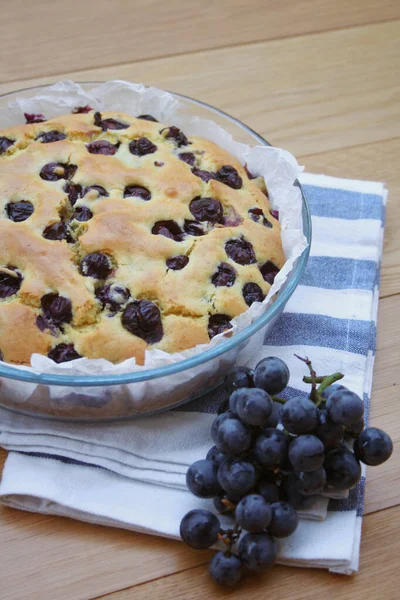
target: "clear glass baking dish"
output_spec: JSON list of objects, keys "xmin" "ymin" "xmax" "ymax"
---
[{"xmin": 0, "ymin": 83, "xmax": 311, "ymax": 420}]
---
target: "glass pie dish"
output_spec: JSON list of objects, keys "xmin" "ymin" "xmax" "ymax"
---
[{"xmin": 0, "ymin": 83, "xmax": 311, "ymax": 421}]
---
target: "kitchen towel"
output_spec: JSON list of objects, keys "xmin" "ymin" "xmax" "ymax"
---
[{"xmin": 0, "ymin": 172, "xmax": 387, "ymax": 575}]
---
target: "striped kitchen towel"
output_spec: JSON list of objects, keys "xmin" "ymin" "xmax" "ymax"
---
[{"xmin": 0, "ymin": 173, "xmax": 387, "ymax": 575}]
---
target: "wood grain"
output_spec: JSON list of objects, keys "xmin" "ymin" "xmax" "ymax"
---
[
  {"xmin": 0, "ymin": 505, "xmax": 212, "ymax": 600},
  {"xmin": 0, "ymin": 449, "xmax": 5, "ymax": 476},
  {"xmin": 2, "ymin": 1, "xmax": 400, "ymax": 83},
  {"xmin": 1, "ymin": 22, "xmax": 400, "ymax": 158},
  {"xmin": 0, "ymin": 3, "xmax": 400, "ymax": 599},
  {"xmin": 365, "ymin": 295, "xmax": 400, "ymax": 513},
  {"xmin": 99, "ymin": 505, "xmax": 400, "ymax": 600}
]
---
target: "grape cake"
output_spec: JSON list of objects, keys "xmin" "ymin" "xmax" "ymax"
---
[{"xmin": 0, "ymin": 108, "xmax": 285, "ymax": 365}]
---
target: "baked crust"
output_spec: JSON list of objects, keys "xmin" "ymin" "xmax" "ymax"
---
[{"xmin": 0, "ymin": 109, "xmax": 284, "ymax": 365}]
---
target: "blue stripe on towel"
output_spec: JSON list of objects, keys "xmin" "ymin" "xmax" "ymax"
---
[
  {"xmin": 363, "ymin": 392, "xmax": 371, "ymax": 424},
  {"xmin": 303, "ymin": 185, "xmax": 383, "ymax": 221},
  {"xmin": 265, "ymin": 313, "xmax": 372, "ymax": 356},
  {"xmin": 328, "ymin": 477, "xmax": 365, "ymax": 517},
  {"xmin": 303, "ymin": 257, "xmax": 377, "ymax": 291},
  {"xmin": 179, "ymin": 179, "xmax": 385, "ymax": 523},
  {"xmin": 369, "ymin": 321, "xmax": 377, "ymax": 354},
  {"xmin": 179, "ymin": 385, "xmax": 228, "ymax": 414}
]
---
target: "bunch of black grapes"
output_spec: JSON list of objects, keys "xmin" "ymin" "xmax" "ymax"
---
[{"xmin": 180, "ymin": 355, "xmax": 393, "ymax": 587}]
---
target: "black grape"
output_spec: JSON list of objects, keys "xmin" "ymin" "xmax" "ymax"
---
[
  {"xmin": 180, "ymin": 509, "xmax": 220, "ymax": 549},
  {"xmin": 321, "ymin": 383, "xmax": 347, "ymax": 400},
  {"xmin": 281, "ymin": 396, "xmax": 318, "ymax": 434},
  {"xmin": 345, "ymin": 418, "xmax": 365, "ymax": 439},
  {"xmin": 353, "ymin": 427, "xmax": 393, "ymax": 466},
  {"xmin": 186, "ymin": 459, "xmax": 222, "ymax": 498},
  {"xmin": 281, "ymin": 473, "xmax": 317, "ymax": 510},
  {"xmin": 288, "ymin": 434, "xmax": 325, "ymax": 472},
  {"xmin": 266, "ymin": 401, "xmax": 283, "ymax": 427},
  {"xmin": 257, "ymin": 480, "xmax": 280, "ymax": 504},
  {"xmin": 238, "ymin": 532, "xmax": 277, "ymax": 572},
  {"xmin": 253, "ymin": 428, "xmax": 288, "ymax": 468},
  {"xmin": 215, "ymin": 416, "xmax": 252, "ymax": 455},
  {"xmin": 326, "ymin": 388, "xmax": 364, "ymax": 427},
  {"xmin": 229, "ymin": 387, "xmax": 272, "ymax": 427},
  {"xmin": 206, "ymin": 445, "xmax": 228, "ymax": 466},
  {"xmin": 324, "ymin": 448, "xmax": 361, "ymax": 490},
  {"xmin": 235, "ymin": 494, "xmax": 272, "ymax": 532},
  {"xmin": 254, "ymin": 356, "xmax": 290, "ymax": 394},
  {"xmin": 225, "ymin": 366, "xmax": 254, "ymax": 395},
  {"xmin": 209, "ymin": 551, "xmax": 243, "ymax": 586},
  {"xmin": 218, "ymin": 459, "xmax": 257, "ymax": 497},
  {"xmin": 267, "ymin": 502, "xmax": 299, "ymax": 538},
  {"xmin": 211, "ymin": 411, "xmax": 235, "ymax": 443},
  {"xmin": 293, "ymin": 467, "xmax": 327, "ymax": 495},
  {"xmin": 314, "ymin": 409, "xmax": 344, "ymax": 448}
]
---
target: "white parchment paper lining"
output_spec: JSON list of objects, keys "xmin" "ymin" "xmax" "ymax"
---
[{"xmin": 0, "ymin": 80, "xmax": 307, "ymax": 378}]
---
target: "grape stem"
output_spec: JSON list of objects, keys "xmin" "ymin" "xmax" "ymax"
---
[
  {"xmin": 221, "ymin": 498, "xmax": 236, "ymax": 511},
  {"xmin": 316, "ymin": 372, "xmax": 344, "ymax": 393},
  {"xmin": 218, "ymin": 524, "xmax": 242, "ymax": 552},
  {"xmin": 303, "ymin": 375, "xmax": 328, "ymax": 383},
  {"xmin": 272, "ymin": 395, "xmax": 286, "ymax": 405},
  {"xmin": 218, "ymin": 532, "xmax": 231, "ymax": 547},
  {"xmin": 314, "ymin": 372, "xmax": 344, "ymax": 406},
  {"xmin": 295, "ymin": 355, "xmax": 318, "ymax": 402}
]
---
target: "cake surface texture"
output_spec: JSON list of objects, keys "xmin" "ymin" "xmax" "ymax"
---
[{"xmin": 0, "ymin": 109, "xmax": 285, "ymax": 365}]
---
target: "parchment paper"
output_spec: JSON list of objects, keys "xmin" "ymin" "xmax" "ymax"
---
[{"xmin": 0, "ymin": 80, "xmax": 307, "ymax": 378}]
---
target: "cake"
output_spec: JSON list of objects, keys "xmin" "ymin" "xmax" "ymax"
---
[{"xmin": 0, "ymin": 108, "xmax": 285, "ymax": 365}]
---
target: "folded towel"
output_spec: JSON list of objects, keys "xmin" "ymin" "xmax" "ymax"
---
[{"xmin": 0, "ymin": 173, "xmax": 387, "ymax": 575}]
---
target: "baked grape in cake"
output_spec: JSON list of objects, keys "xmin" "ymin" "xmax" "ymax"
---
[{"xmin": 0, "ymin": 108, "xmax": 285, "ymax": 365}]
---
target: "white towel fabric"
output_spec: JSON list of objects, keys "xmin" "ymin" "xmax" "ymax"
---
[{"xmin": 0, "ymin": 173, "xmax": 387, "ymax": 575}]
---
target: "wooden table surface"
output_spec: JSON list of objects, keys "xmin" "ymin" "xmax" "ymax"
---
[{"xmin": 1, "ymin": 2, "xmax": 400, "ymax": 598}]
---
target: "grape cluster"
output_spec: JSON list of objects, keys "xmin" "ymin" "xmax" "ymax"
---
[{"xmin": 180, "ymin": 356, "xmax": 393, "ymax": 587}]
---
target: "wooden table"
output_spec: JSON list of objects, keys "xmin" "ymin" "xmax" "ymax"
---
[{"xmin": 1, "ymin": 2, "xmax": 399, "ymax": 598}]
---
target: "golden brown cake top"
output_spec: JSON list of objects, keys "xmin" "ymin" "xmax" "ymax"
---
[{"xmin": 0, "ymin": 108, "xmax": 285, "ymax": 365}]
